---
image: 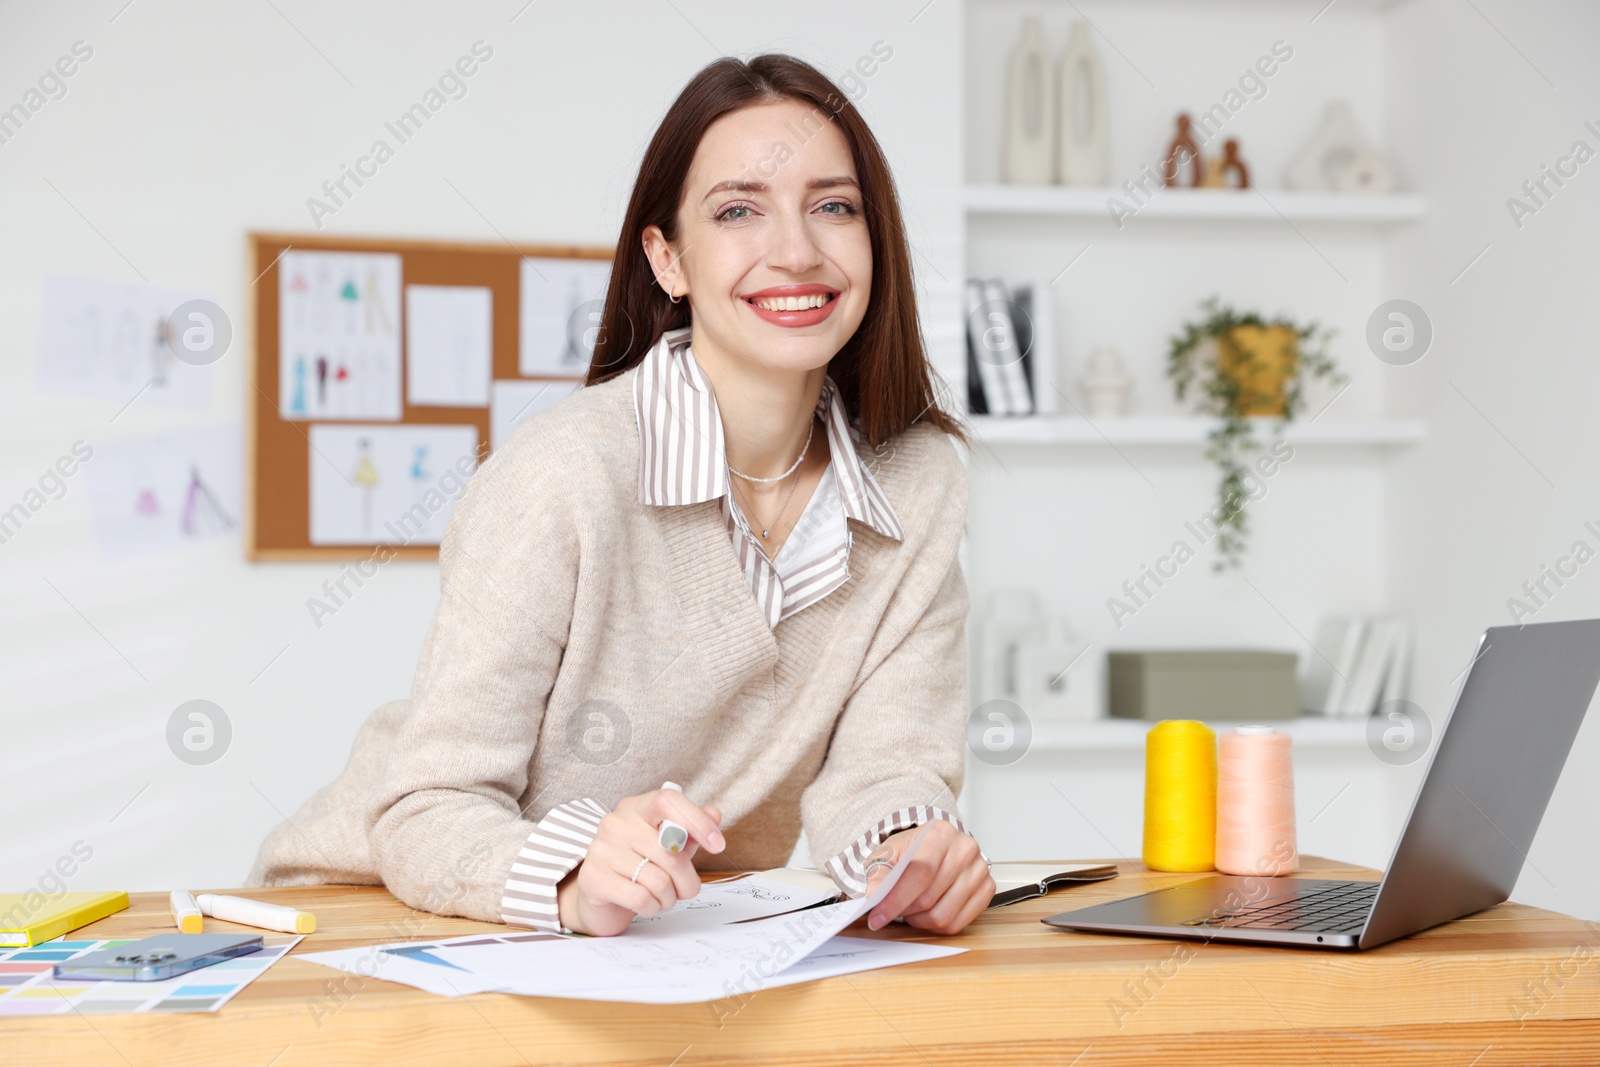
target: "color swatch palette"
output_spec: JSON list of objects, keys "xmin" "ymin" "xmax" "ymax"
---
[{"xmin": 0, "ymin": 934, "xmax": 302, "ymax": 1015}]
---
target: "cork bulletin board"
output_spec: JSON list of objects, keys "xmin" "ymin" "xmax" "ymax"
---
[{"xmin": 247, "ymin": 231, "xmax": 613, "ymax": 561}]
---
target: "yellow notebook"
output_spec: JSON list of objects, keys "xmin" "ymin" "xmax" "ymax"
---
[{"xmin": 0, "ymin": 891, "xmax": 129, "ymax": 948}]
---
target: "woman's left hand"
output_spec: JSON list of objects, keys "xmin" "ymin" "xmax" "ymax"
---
[{"xmin": 861, "ymin": 820, "xmax": 994, "ymax": 935}]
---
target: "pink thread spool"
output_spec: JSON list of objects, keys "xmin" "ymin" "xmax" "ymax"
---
[{"xmin": 1215, "ymin": 725, "xmax": 1298, "ymax": 876}]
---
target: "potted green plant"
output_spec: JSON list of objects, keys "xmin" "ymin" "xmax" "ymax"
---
[{"xmin": 1167, "ymin": 297, "xmax": 1346, "ymax": 570}]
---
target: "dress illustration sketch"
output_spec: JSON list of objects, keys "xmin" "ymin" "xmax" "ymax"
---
[{"xmin": 351, "ymin": 437, "xmax": 381, "ymax": 536}]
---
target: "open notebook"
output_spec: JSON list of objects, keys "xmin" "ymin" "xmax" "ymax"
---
[{"xmin": 760, "ymin": 862, "xmax": 1118, "ymax": 909}]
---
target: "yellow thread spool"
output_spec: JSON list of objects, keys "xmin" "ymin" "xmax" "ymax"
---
[{"xmin": 1142, "ymin": 719, "xmax": 1218, "ymax": 872}]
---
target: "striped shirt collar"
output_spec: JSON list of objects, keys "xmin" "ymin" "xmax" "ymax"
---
[{"xmin": 633, "ymin": 325, "xmax": 903, "ymax": 543}]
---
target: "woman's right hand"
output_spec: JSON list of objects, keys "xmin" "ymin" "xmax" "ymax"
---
[{"xmin": 556, "ymin": 786, "xmax": 725, "ymax": 937}]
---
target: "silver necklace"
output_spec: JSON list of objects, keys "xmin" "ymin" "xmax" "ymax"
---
[
  {"xmin": 730, "ymin": 418, "xmax": 813, "ymax": 540},
  {"xmin": 727, "ymin": 416, "xmax": 814, "ymax": 484},
  {"xmin": 732, "ymin": 466, "xmax": 803, "ymax": 542}
]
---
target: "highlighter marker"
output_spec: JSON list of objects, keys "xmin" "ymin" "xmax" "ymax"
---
[
  {"xmin": 657, "ymin": 781, "xmax": 690, "ymax": 854},
  {"xmin": 169, "ymin": 889, "xmax": 204, "ymax": 934},
  {"xmin": 196, "ymin": 893, "xmax": 316, "ymax": 934}
]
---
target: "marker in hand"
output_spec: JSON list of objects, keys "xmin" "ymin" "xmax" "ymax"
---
[{"xmin": 657, "ymin": 781, "xmax": 690, "ymax": 853}]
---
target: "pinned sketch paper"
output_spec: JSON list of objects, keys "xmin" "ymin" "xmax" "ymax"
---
[
  {"xmin": 519, "ymin": 256, "xmax": 611, "ymax": 376},
  {"xmin": 82, "ymin": 423, "xmax": 242, "ymax": 561},
  {"xmin": 489, "ymin": 379, "xmax": 580, "ymax": 448},
  {"xmin": 278, "ymin": 251, "xmax": 402, "ymax": 420},
  {"xmin": 307, "ymin": 423, "xmax": 479, "ymax": 546},
  {"xmin": 37, "ymin": 275, "xmax": 216, "ymax": 408},
  {"xmin": 405, "ymin": 285, "xmax": 492, "ymax": 407},
  {"xmin": 0, "ymin": 935, "xmax": 300, "ymax": 1016}
]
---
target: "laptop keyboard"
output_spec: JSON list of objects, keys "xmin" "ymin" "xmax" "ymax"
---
[{"xmin": 1178, "ymin": 880, "xmax": 1379, "ymax": 934}]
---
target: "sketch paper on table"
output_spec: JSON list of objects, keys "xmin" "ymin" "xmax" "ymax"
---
[
  {"xmin": 406, "ymin": 285, "xmax": 492, "ymax": 407},
  {"xmin": 548, "ymin": 936, "xmax": 966, "ymax": 1005},
  {"xmin": 422, "ymin": 825, "xmax": 942, "ymax": 1003},
  {"xmin": 278, "ymin": 250, "xmax": 401, "ymax": 420},
  {"xmin": 624, "ymin": 874, "xmax": 839, "ymax": 935},
  {"xmin": 519, "ymin": 256, "xmax": 611, "ymax": 377},
  {"xmin": 489, "ymin": 379, "xmax": 581, "ymax": 448},
  {"xmin": 300, "ymin": 931, "xmax": 571, "ymax": 998},
  {"xmin": 37, "ymin": 275, "xmax": 216, "ymax": 408},
  {"xmin": 307, "ymin": 424, "xmax": 478, "ymax": 546},
  {"xmin": 82, "ymin": 423, "xmax": 242, "ymax": 561}
]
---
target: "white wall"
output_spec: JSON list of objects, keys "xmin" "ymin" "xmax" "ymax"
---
[
  {"xmin": 0, "ymin": 0, "xmax": 962, "ymax": 895},
  {"xmin": 1385, "ymin": 0, "xmax": 1600, "ymax": 921}
]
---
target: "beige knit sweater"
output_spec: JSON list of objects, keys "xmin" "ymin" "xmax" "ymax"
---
[{"xmin": 246, "ymin": 363, "xmax": 972, "ymax": 925}]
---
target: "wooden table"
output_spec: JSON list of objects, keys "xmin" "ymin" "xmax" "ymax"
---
[{"xmin": 7, "ymin": 855, "xmax": 1599, "ymax": 1066}]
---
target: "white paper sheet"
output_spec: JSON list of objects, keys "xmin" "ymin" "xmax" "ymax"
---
[
  {"xmin": 81, "ymin": 423, "xmax": 243, "ymax": 560},
  {"xmin": 518, "ymin": 256, "xmax": 611, "ymax": 376},
  {"xmin": 37, "ymin": 274, "xmax": 217, "ymax": 408},
  {"xmin": 422, "ymin": 828, "xmax": 940, "ymax": 1003},
  {"xmin": 624, "ymin": 874, "xmax": 840, "ymax": 935},
  {"xmin": 299, "ymin": 931, "xmax": 569, "ymax": 998},
  {"xmin": 298, "ymin": 875, "xmax": 836, "ymax": 998},
  {"xmin": 278, "ymin": 250, "xmax": 402, "ymax": 420},
  {"xmin": 307, "ymin": 423, "xmax": 478, "ymax": 545},
  {"xmin": 405, "ymin": 285, "xmax": 492, "ymax": 407},
  {"xmin": 553, "ymin": 936, "xmax": 966, "ymax": 1005},
  {"xmin": 489, "ymin": 379, "xmax": 580, "ymax": 449},
  {"xmin": 300, "ymin": 832, "xmax": 962, "ymax": 1005}
]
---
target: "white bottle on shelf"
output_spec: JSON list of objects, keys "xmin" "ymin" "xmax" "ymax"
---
[
  {"xmin": 1002, "ymin": 18, "xmax": 1056, "ymax": 185},
  {"xmin": 1055, "ymin": 21, "xmax": 1109, "ymax": 186}
]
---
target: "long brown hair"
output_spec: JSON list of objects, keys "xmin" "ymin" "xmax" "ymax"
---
[{"xmin": 586, "ymin": 53, "xmax": 966, "ymax": 449}]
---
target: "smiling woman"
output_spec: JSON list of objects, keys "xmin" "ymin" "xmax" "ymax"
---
[
  {"xmin": 588, "ymin": 55, "xmax": 959, "ymax": 452},
  {"xmin": 249, "ymin": 53, "xmax": 993, "ymax": 942}
]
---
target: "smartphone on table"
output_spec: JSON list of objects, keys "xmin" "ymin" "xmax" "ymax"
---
[{"xmin": 52, "ymin": 934, "xmax": 263, "ymax": 981}]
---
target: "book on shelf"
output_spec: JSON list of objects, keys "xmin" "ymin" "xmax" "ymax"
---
[
  {"xmin": 982, "ymin": 278, "xmax": 1034, "ymax": 415},
  {"xmin": 1301, "ymin": 615, "xmax": 1412, "ymax": 718},
  {"xmin": 1010, "ymin": 279, "xmax": 1059, "ymax": 415},
  {"xmin": 965, "ymin": 278, "xmax": 1011, "ymax": 415},
  {"xmin": 965, "ymin": 276, "xmax": 1054, "ymax": 416}
]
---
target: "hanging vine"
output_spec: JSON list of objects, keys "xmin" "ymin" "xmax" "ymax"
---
[{"xmin": 1167, "ymin": 297, "xmax": 1345, "ymax": 570}]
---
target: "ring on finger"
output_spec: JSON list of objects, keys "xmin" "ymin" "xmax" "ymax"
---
[
  {"xmin": 864, "ymin": 856, "xmax": 894, "ymax": 880},
  {"xmin": 630, "ymin": 856, "xmax": 653, "ymax": 884}
]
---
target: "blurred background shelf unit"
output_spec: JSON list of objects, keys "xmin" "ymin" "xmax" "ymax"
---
[
  {"xmin": 956, "ymin": 0, "xmax": 1429, "ymax": 866},
  {"xmin": 969, "ymin": 416, "xmax": 1426, "ymax": 447},
  {"xmin": 966, "ymin": 184, "xmax": 1427, "ymax": 225}
]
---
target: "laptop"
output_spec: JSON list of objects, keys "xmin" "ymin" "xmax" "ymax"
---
[{"xmin": 1043, "ymin": 618, "xmax": 1600, "ymax": 950}]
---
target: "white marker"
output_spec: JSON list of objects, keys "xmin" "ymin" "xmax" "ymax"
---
[
  {"xmin": 196, "ymin": 893, "xmax": 316, "ymax": 934},
  {"xmin": 657, "ymin": 781, "xmax": 689, "ymax": 854},
  {"xmin": 169, "ymin": 889, "xmax": 203, "ymax": 934}
]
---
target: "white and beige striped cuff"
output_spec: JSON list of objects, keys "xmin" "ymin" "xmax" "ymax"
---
[
  {"xmin": 824, "ymin": 804, "xmax": 991, "ymax": 898},
  {"xmin": 500, "ymin": 797, "xmax": 607, "ymax": 934}
]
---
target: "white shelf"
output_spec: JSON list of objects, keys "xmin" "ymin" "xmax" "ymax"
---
[
  {"xmin": 1026, "ymin": 716, "xmax": 1374, "ymax": 752},
  {"xmin": 966, "ymin": 184, "xmax": 1426, "ymax": 225},
  {"xmin": 968, "ymin": 415, "xmax": 1426, "ymax": 447}
]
